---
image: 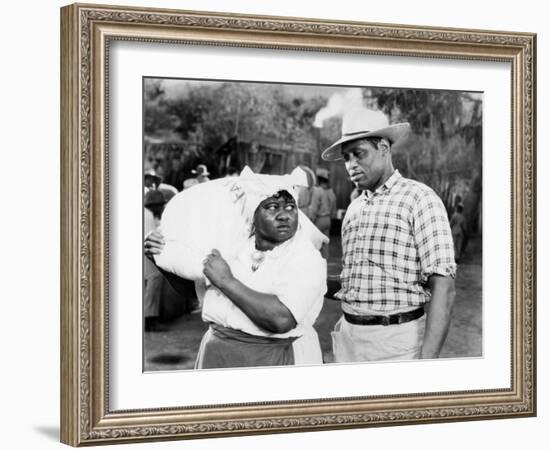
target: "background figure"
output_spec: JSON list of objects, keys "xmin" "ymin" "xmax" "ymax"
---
[
  {"xmin": 296, "ymin": 165, "xmax": 316, "ymax": 220},
  {"xmin": 143, "ymin": 189, "xmax": 167, "ymax": 331},
  {"xmin": 192, "ymin": 164, "xmax": 211, "ymax": 183},
  {"xmin": 183, "ymin": 164, "xmax": 211, "ymax": 189},
  {"xmin": 145, "ymin": 168, "xmax": 178, "ymax": 200},
  {"xmin": 182, "ymin": 178, "xmax": 199, "ymax": 189},
  {"xmin": 144, "ymin": 168, "xmax": 162, "ymax": 192},
  {"xmin": 450, "ymin": 203, "xmax": 467, "ymax": 261},
  {"xmin": 309, "ymin": 168, "xmax": 337, "ymax": 258},
  {"xmin": 158, "ymin": 183, "xmax": 178, "ymax": 204}
]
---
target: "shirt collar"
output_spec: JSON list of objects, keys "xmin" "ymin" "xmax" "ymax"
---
[{"xmin": 364, "ymin": 169, "xmax": 402, "ymax": 199}]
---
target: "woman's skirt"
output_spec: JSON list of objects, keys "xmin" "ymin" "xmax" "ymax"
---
[{"xmin": 195, "ymin": 324, "xmax": 298, "ymax": 369}]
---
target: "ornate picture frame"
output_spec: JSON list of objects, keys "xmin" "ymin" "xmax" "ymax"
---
[{"xmin": 60, "ymin": 3, "xmax": 536, "ymax": 446}]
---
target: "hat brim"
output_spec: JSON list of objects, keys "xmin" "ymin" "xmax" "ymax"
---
[{"xmin": 321, "ymin": 123, "xmax": 411, "ymax": 162}]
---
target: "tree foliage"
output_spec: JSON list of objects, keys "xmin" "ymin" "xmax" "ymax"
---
[
  {"xmin": 369, "ymin": 87, "xmax": 482, "ymax": 227},
  {"xmin": 145, "ymin": 80, "xmax": 329, "ymax": 176}
]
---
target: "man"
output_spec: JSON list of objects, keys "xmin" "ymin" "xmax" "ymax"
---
[
  {"xmin": 144, "ymin": 168, "xmax": 162, "ymax": 191},
  {"xmin": 192, "ymin": 164, "xmax": 211, "ymax": 184},
  {"xmin": 450, "ymin": 202, "xmax": 467, "ymax": 261},
  {"xmin": 309, "ymin": 167, "xmax": 337, "ymax": 258},
  {"xmin": 143, "ymin": 189, "xmax": 167, "ymax": 331},
  {"xmin": 144, "ymin": 168, "xmax": 178, "ymax": 199},
  {"xmin": 183, "ymin": 164, "xmax": 211, "ymax": 190},
  {"xmin": 323, "ymin": 109, "xmax": 456, "ymax": 362},
  {"xmin": 296, "ymin": 165, "xmax": 316, "ymax": 220}
]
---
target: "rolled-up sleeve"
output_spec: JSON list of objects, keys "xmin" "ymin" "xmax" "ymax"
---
[{"xmin": 412, "ymin": 190, "xmax": 457, "ymax": 282}]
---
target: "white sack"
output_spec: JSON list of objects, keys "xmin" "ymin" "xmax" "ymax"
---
[{"xmin": 154, "ymin": 166, "xmax": 329, "ymax": 281}]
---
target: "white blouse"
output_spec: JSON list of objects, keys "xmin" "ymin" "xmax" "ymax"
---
[{"xmin": 201, "ymin": 235, "xmax": 327, "ymax": 339}]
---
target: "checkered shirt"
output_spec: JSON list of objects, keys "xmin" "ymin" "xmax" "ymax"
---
[{"xmin": 336, "ymin": 170, "xmax": 456, "ymax": 313}]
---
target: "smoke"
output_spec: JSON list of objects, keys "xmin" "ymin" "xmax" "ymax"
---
[{"xmin": 313, "ymin": 88, "xmax": 364, "ymax": 128}]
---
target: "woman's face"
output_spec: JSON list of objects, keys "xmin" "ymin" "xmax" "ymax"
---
[{"xmin": 253, "ymin": 191, "xmax": 298, "ymax": 249}]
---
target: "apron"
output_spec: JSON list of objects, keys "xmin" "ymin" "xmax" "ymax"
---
[{"xmin": 195, "ymin": 324, "xmax": 298, "ymax": 369}]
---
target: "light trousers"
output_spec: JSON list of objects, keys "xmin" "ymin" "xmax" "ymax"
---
[{"xmin": 331, "ymin": 315, "xmax": 426, "ymax": 362}]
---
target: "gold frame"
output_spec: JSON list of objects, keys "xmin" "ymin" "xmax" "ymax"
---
[{"xmin": 60, "ymin": 2, "xmax": 536, "ymax": 446}]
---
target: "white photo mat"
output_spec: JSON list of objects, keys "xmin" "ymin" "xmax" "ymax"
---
[{"xmin": 109, "ymin": 41, "xmax": 510, "ymax": 411}]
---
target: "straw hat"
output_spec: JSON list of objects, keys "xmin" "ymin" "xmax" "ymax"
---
[
  {"xmin": 321, "ymin": 109, "xmax": 410, "ymax": 161},
  {"xmin": 144, "ymin": 168, "xmax": 162, "ymax": 183},
  {"xmin": 191, "ymin": 164, "xmax": 210, "ymax": 177},
  {"xmin": 315, "ymin": 167, "xmax": 329, "ymax": 181}
]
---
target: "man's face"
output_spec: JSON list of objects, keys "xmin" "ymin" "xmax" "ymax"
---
[
  {"xmin": 342, "ymin": 138, "xmax": 387, "ymax": 191},
  {"xmin": 254, "ymin": 192, "xmax": 298, "ymax": 246}
]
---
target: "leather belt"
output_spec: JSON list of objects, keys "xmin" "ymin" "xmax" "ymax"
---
[{"xmin": 343, "ymin": 307, "xmax": 424, "ymax": 326}]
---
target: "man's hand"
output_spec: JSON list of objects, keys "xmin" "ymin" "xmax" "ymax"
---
[
  {"xmin": 202, "ymin": 249, "xmax": 234, "ymax": 289},
  {"xmin": 144, "ymin": 229, "xmax": 165, "ymax": 260}
]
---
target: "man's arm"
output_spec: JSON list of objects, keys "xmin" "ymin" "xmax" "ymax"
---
[
  {"xmin": 203, "ymin": 249, "xmax": 297, "ymax": 334},
  {"xmin": 411, "ymin": 190, "xmax": 457, "ymax": 359},
  {"xmin": 421, "ymin": 274, "xmax": 456, "ymax": 359}
]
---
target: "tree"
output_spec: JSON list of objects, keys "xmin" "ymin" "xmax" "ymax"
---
[{"xmin": 369, "ymin": 87, "xmax": 482, "ymax": 224}]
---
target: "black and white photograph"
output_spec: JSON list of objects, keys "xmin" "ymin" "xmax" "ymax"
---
[{"xmin": 142, "ymin": 78, "xmax": 483, "ymax": 371}]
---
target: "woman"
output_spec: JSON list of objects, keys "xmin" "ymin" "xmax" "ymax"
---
[{"xmin": 145, "ymin": 188, "xmax": 326, "ymax": 369}]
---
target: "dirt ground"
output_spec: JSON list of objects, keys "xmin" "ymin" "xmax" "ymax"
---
[{"xmin": 144, "ymin": 234, "xmax": 482, "ymax": 371}]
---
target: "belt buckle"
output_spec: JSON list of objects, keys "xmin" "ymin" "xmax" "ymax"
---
[{"xmin": 381, "ymin": 315, "xmax": 391, "ymax": 326}]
